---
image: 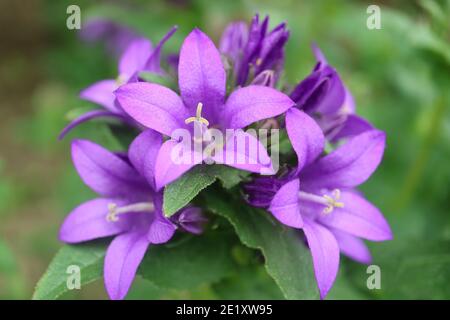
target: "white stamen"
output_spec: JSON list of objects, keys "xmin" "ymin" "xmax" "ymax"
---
[
  {"xmin": 107, "ymin": 202, "xmax": 154, "ymax": 222},
  {"xmin": 298, "ymin": 189, "xmax": 344, "ymax": 214},
  {"xmin": 185, "ymin": 102, "xmax": 209, "ymax": 126}
]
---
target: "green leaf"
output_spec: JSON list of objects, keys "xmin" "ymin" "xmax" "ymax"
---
[
  {"xmin": 207, "ymin": 165, "xmax": 251, "ymax": 189},
  {"xmin": 163, "ymin": 165, "xmax": 249, "ymax": 217},
  {"xmin": 32, "ymin": 241, "xmax": 107, "ymax": 300},
  {"xmin": 33, "ymin": 232, "xmax": 235, "ymax": 299},
  {"xmin": 213, "ymin": 265, "xmax": 284, "ymax": 300},
  {"xmin": 163, "ymin": 166, "xmax": 217, "ymax": 217},
  {"xmin": 203, "ymin": 190, "xmax": 319, "ymax": 299},
  {"xmin": 139, "ymin": 232, "xmax": 234, "ymax": 290}
]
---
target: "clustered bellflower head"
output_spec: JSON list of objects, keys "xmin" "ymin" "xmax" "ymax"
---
[
  {"xmin": 59, "ymin": 130, "xmax": 206, "ymax": 300},
  {"xmin": 58, "ymin": 14, "xmax": 392, "ymax": 300},
  {"xmin": 115, "ymin": 28, "xmax": 294, "ymax": 190}
]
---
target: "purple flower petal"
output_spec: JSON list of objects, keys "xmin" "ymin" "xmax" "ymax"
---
[
  {"xmin": 119, "ymin": 38, "xmax": 153, "ymax": 81},
  {"xmin": 219, "ymin": 21, "xmax": 248, "ymax": 67},
  {"xmin": 223, "ymin": 85, "xmax": 294, "ymax": 129},
  {"xmin": 178, "ymin": 28, "xmax": 226, "ymax": 120},
  {"xmin": 250, "ymin": 70, "xmax": 275, "ymax": 87},
  {"xmin": 80, "ymin": 79, "xmax": 119, "ymax": 112},
  {"xmin": 318, "ymin": 190, "xmax": 393, "ymax": 241},
  {"xmin": 255, "ymin": 23, "xmax": 289, "ymax": 75},
  {"xmin": 331, "ymin": 114, "xmax": 373, "ymax": 142},
  {"xmin": 58, "ymin": 110, "xmax": 131, "ymax": 140},
  {"xmin": 212, "ymin": 130, "xmax": 274, "ymax": 174},
  {"xmin": 301, "ymin": 130, "xmax": 386, "ymax": 189},
  {"xmin": 286, "ymin": 108, "xmax": 325, "ymax": 171},
  {"xmin": 331, "ymin": 228, "xmax": 372, "ymax": 264},
  {"xmin": 236, "ymin": 15, "xmax": 269, "ymax": 85},
  {"xmin": 104, "ymin": 230, "xmax": 150, "ymax": 300},
  {"xmin": 172, "ymin": 207, "xmax": 207, "ymax": 234},
  {"xmin": 144, "ymin": 26, "xmax": 178, "ymax": 74},
  {"xmin": 71, "ymin": 139, "xmax": 149, "ymax": 198},
  {"xmin": 269, "ymin": 179, "xmax": 303, "ymax": 228},
  {"xmin": 310, "ymin": 66, "xmax": 346, "ymax": 115},
  {"xmin": 289, "ymin": 71, "xmax": 322, "ymax": 106},
  {"xmin": 128, "ymin": 129, "xmax": 162, "ymax": 190},
  {"xmin": 311, "ymin": 43, "xmax": 328, "ymax": 66},
  {"xmin": 59, "ymin": 198, "xmax": 132, "ymax": 243},
  {"xmin": 147, "ymin": 192, "xmax": 177, "ymax": 243},
  {"xmin": 154, "ymin": 139, "xmax": 203, "ymax": 190},
  {"xmin": 115, "ymin": 82, "xmax": 188, "ymax": 137},
  {"xmin": 148, "ymin": 211, "xmax": 177, "ymax": 244},
  {"xmin": 303, "ymin": 219, "xmax": 340, "ymax": 299},
  {"xmin": 342, "ymin": 87, "xmax": 356, "ymax": 113}
]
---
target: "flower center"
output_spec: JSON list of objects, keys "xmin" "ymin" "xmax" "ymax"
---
[
  {"xmin": 106, "ymin": 202, "xmax": 154, "ymax": 222},
  {"xmin": 298, "ymin": 189, "xmax": 344, "ymax": 214},
  {"xmin": 185, "ymin": 102, "xmax": 209, "ymax": 127}
]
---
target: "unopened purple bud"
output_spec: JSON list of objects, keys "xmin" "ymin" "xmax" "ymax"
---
[{"xmin": 171, "ymin": 207, "xmax": 208, "ymax": 235}]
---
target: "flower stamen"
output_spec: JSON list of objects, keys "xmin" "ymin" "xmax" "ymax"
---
[
  {"xmin": 298, "ymin": 189, "xmax": 344, "ymax": 215},
  {"xmin": 106, "ymin": 202, "xmax": 154, "ymax": 222},
  {"xmin": 185, "ymin": 102, "xmax": 209, "ymax": 126}
]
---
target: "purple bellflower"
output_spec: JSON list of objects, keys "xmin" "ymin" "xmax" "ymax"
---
[
  {"xmin": 290, "ymin": 44, "xmax": 373, "ymax": 141},
  {"xmin": 245, "ymin": 109, "xmax": 392, "ymax": 298},
  {"xmin": 115, "ymin": 28, "xmax": 294, "ymax": 190},
  {"xmin": 59, "ymin": 129, "xmax": 205, "ymax": 300},
  {"xmin": 220, "ymin": 14, "xmax": 289, "ymax": 87},
  {"xmin": 59, "ymin": 27, "xmax": 178, "ymax": 140}
]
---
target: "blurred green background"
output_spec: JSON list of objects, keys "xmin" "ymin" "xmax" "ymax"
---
[{"xmin": 0, "ymin": 0, "xmax": 449, "ymax": 299}]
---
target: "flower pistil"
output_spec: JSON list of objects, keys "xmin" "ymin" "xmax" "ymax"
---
[
  {"xmin": 298, "ymin": 189, "xmax": 344, "ymax": 214},
  {"xmin": 107, "ymin": 202, "xmax": 155, "ymax": 222}
]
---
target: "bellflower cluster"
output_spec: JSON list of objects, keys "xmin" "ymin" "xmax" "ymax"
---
[
  {"xmin": 115, "ymin": 28, "xmax": 293, "ymax": 189},
  {"xmin": 59, "ymin": 14, "xmax": 391, "ymax": 300}
]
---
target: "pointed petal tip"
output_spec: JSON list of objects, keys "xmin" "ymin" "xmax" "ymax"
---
[
  {"xmin": 377, "ymin": 227, "xmax": 393, "ymax": 242},
  {"xmin": 57, "ymin": 228, "xmax": 70, "ymax": 243},
  {"xmin": 71, "ymin": 139, "xmax": 94, "ymax": 155},
  {"xmin": 71, "ymin": 138, "xmax": 85, "ymax": 149},
  {"xmin": 268, "ymin": 179, "xmax": 303, "ymax": 228},
  {"xmin": 362, "ymin": 254, "xmax": 373, "ymax": 265},
  {"xmin": 319, "ymin": 287, "xmax": 330, "ymax": 300},
  {"xmin": 58, "ymin": 229, "xmax": 82, "ymax": 245},
  {"xmin": 105, "ymin": 284, "xmax": 127, "ymax": 300},
  {"xmin": 191, "ymin": 27, "xmax": 204, "ymax": 36}
]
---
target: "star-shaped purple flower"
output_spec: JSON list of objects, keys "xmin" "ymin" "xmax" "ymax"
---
[
  {"xmin": 59, "ymin": 27, "xmax": 177, "ymax": 140},
  {"xmin": 59, "ymin": 129, "xmax": 205, "ymax": 300},
  {"xmin": 115, "ymin": 28, "xmax": 294, "ymax": 190},
  {"xmin": 245, "ymin": 109, "xmax": 392, "ymax": 298}
]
